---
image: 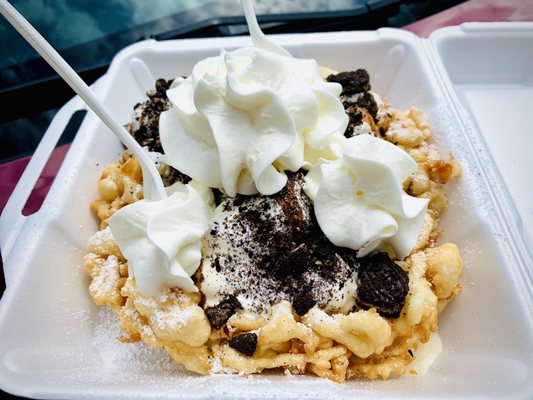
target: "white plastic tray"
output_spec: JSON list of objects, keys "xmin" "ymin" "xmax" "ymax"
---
[{"xmin": 0, "ymin": 24, "xmax": 532, "ymax": 399}]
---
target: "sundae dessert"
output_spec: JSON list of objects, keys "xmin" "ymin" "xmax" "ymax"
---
[{"xmin": 84, "ymin": 8, "xmax": 463, "ymax": 383}]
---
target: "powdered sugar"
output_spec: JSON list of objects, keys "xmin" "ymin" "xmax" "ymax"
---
[
  {"xmin": 87, "ymin": 227, "xmax": 115, "ymax": 253},
  {"xmin": 153, "ymin": 304, "xmax": 196, "ymax": 331},
  {"xmin": 92, "ymin": 307, "xmax": 181, "ymax": 373},
  {"xmin": 90, "ymin": 255, "xmax": 121, "ymax": 297}
]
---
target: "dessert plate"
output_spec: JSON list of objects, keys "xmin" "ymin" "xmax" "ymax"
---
[{"xmin": 0, "ymin": 24, "xmax": 532, "ymax": 399}]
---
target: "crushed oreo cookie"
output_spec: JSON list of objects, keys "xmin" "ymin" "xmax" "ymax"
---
[
  {"xmin": 127, "ymin": 80, "xmax": 172, "ymax": 153},
  {"xmin": 154, "ymin": 78, "xmax": 172, "ymax": 96},
  {"xmin": 345, "ymin": 105, "xmax": 364, "ymax": 129},
  {"xmin": 126, "ymin": 79, "xmax": 191, "ymax": 185},
  {"xmin": 204, "ymin": 295, "xmax": 242, "ymax": 329},
  {"xmin": 354, "ymin": 91, "xmax": 378, "ymax": 121},
  {"xmin": 327, "ymin": 69, "xmax": 371, "ymax": 94},
  {"xmin": 343, "ymin": 105, "xmax": 369, "ymax": 138},
  {"xmin": 356, "ymin": 253, "xmax": 409, "ymax": 318},
  {"xmin": 202, "ymin": 172, "xmax": 410, "ymax": 320},
  {"xmin": 202, "ymin": 173, "xmax": 359, "ymax": 315},
  {"xmin": 328, "ymin": 69, "xmax": 379, "ymax": 134},
  {"xmin": 163, "ymin": 167, "xmax": 191, "ymax": 186},
  {"xmin": 293, "ymin": 288, "xmax": 317, "ymax": 316},
  {"xmin": 273, "ymin": 243, "xmax": 314, "ymax": 279},
  {"xmin": 229, "ymin": 332, "xmax": 258, "ymax": 357}
]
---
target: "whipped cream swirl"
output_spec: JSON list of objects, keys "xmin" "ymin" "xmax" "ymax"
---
[
  {"xmin": 109, "ymin": 183, "xmax": 212, "ymax": 296},
  {"xmin": 159, "ymin": 47, "xmax": 348, "ymax": 196},
  {"xmin": 304, "ymin": 135, "xmax": 428, "ymax": 259}
]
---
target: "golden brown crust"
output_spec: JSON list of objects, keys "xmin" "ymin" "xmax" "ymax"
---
[
  {"xmin": 83, "ymin": 101, "xmax": 464, "ymax": 382},
  {"xmin": 90, "ymin": 151, "xmax": 144, "ymax": 229}
]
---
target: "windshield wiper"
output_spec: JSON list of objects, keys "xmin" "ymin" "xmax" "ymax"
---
[{"xmin": 0, "ymin": 0, "xmax": 401, "ymax": 124}]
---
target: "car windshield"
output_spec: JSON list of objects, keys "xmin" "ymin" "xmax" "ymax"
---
[
  {"xmin": 0, "ymin": 0, "xmax": 466, "ymax": 163},
  {"xmin": 0, "ymin": 0, "xmax": 372, "ymax": 90}
]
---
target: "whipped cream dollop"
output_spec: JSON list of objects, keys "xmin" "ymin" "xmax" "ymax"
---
[
  {"xmin": 109, "ymin": 183, "xmax": 212, "ymax": 296},
  {"xmin": 159, "ymin": 46, "xmax": 348, "ymax": 196},
  {"xmin": 304, "ymin": 135, "xmax": 428, "ymax": 259}
]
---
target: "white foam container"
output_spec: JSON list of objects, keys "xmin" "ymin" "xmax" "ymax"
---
[{"xmin": 1, "ymin": 23, "xmax": 532, "ymax": 399}]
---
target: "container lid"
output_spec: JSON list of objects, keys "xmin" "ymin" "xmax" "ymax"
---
[{"xmin": 429, "ymin": 22, "xmax": 533, "ymax": 255}]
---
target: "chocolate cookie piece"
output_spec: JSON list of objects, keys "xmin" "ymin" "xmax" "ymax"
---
[
  {"xmin": 355, "ymin": 91, "xmax": 379, "ymax": 121},
  {"xmin": 229, "ymin": 332, "xmax": 258, "ymax": 357},
  {"xmin": 345, "ymin": 105, "xmax": 364, "ymax": 133},
  {"xmin": 327, "ymin": 69, "xmax": 371, "ymax": 95},
  {"xmin": 329, "ymin": 69, "xmax": 379, "ymax": 123},
  {"xmin": 343, "ymin": 104, "xmax": 382, "ymax": 138},
  {"xmin": 154, "ymin": 78, "xmax": 173, "ymax": 97},
  {"xmin": 356, "ymin": 253, "xmax": 409, "ymax": 318},
  {"xmin": 126, "ymin": 79, "xmax": 192, "ymax": 185},
  {"xmin": 127, "ymin": 80, "xmax": 171, "ymax": 153},
  {"xmin": 292, "ymin": 288, "xmax": 316, "ymax": 316},
  {"xmin": 274, "ymin": 243, "xmax": 314, "ymax": 279},
  {"xmin": 204, "ymin": 295, "xmax": 242, "ymax": 329}
]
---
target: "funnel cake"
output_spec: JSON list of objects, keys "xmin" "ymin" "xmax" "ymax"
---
[{"xmin": 84, "ymin": 69, "xmax": 463, "ymax": 382}]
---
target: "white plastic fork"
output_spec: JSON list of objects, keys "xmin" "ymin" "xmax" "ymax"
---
[
  {"xmin": 241, "ymin": 0, "xmax": 292, "ymax": 57},
  {"xmin": 0, "ymin": 0, "xmax": 166, "ymax": 201}
]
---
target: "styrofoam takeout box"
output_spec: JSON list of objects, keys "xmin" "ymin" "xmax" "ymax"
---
[{"xmin": 0, "ymin": 23, "xmax": 532, "ymax": 399}]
